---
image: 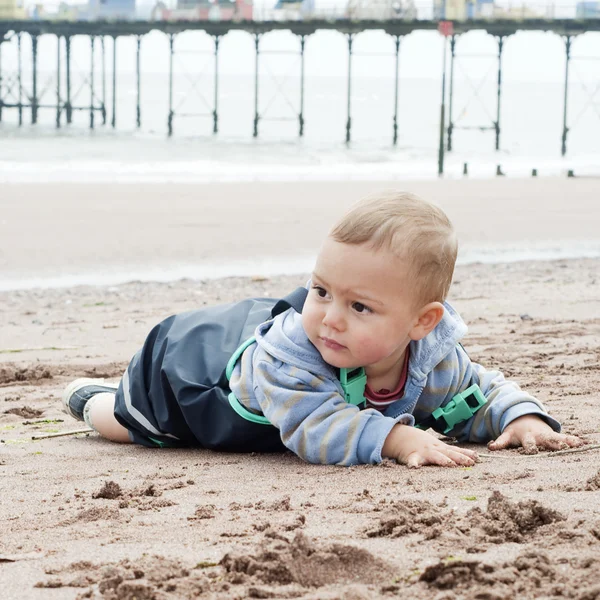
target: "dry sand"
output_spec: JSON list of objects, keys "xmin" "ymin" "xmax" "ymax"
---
[
  {"xmin": 1, "ymin": 259, "xmax": 600, "ymax": 599},
  {"xmin": 1, "ymin": 179, "xmax": 600, "ymax": 599}
]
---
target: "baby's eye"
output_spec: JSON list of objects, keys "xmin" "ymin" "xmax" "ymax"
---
[
  {"xmin": 352, "ymin": 302, "xmax": 372, "ymax": 314},
  {"xmin": 313, "ymin": 285, "xmax": 328, "ymax": 298}
]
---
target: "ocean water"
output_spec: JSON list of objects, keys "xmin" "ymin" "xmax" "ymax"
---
[{"xmin": 1, "ymin": 28, "xmax": 599, "ymax": 182}]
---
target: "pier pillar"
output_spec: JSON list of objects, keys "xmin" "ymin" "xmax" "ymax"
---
[
  {"xmin": 56, "ymin": 35, "xmax": 61, "ymax": 128},
  {"xmin": 0, "ymin": 40, "xmax": 3, "ymax": 122},
  {"xmin": 136, "ymin": 35, "xmax": 141, "ymax": 128},
  {"xmin": 17, "ymin": 33, "xmax": 22, "ymax": 126},
  {"xmin": 253, "ymin": 33, "xmax": 260, "ymax": 138},
  {"xmin": 31, "ymin": 34, "xmax": 38, "ymax": 124},
  {"xmin": 213, "ymin": 35, "xmax": 220, "ymax": 134},
  {"xmin": 101, "ymin": 37, "xmax": 107, "ymax": 125},
  {"xmin": 438, "ymin": 33, "xmax": 449, "ymax": 177},
  {"xmin": 168, "ymin": 34, "xmax": 174, "ymax": 137},
  {"xmin": 66, "ymin": 36, "xmax": 72, "ymax": 124},
  {"xmin": 447, "ymin": 34, "xmax": 456, "ymax": 151},
  {"xmin": 111, "ymin": 36, "xmax": 117, "ymax": 129},
  {"xmin": 299, "ymin": 34, "xmax": 306, "ymax": 137},
  {"xmin": 392, "ymin": 35, "xmax": 401, "ymax": 146},
  {"xmin": 90, "ymin": 36, "xmax": 95, "ymax": 129},
  {"xmin": 345, "ymin": 34, "xmax": 354, "ymax": 144},
  {"xmin": 561, "ymin": 35, "xmax": 572, "ymax": 157},
  {"xmin": 495, "ymin": 35, "xmax": 504, "ymax": 151}
]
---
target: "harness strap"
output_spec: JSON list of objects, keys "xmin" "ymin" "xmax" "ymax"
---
[
  {"xmin": 225, "ymin": 287, "xmax": 308, "ymax": 426},
  {"xmin": 416, "ymin": 384, "xmax": 487, "ymax": 434},
  {"xmin": 226, "ymin": 290, "xmax": 488, "ymax": 433}
]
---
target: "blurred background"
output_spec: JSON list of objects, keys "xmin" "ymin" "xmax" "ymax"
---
[{"xmin": 0, "ymin": 0, "xmax": 598, "ymax": 182}]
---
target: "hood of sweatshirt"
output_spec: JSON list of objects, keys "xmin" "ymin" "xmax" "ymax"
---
[{"xmin": 254, "ymin": 301, "xmax": 468, "ymax": 382}]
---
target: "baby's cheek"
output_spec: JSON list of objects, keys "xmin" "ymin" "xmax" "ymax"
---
[
  {"xmin": 353, "ymin": 337, "xmax": 385, "ymax": 361},
  {"xmin": 302, "ymin": 311, "xmax": 321, "ymax": 346}
]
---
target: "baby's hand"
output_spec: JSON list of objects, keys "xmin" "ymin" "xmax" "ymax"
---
[
  {"xmin": 488, "ymin": 415, "xmax": 585, "ymax": 455},
  {"xmin": 382, "ymin": 424, "xmax": 478, "ymax": 469}
]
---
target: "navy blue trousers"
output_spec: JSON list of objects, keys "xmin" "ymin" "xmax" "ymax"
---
[{"xmin": 113, "ymin": 296, "xmax": 286, "ymax": 452}]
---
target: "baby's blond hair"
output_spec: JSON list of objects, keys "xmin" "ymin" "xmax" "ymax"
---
[{"xmin": 329, "ymin": 190, "xmax": 457, "ymax": 307}]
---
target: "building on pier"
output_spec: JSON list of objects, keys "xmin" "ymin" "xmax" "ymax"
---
[
  {"xmin": 0, "ymin": 0, "xmax": 25, "ymax": 19},
  {"xmin": 346, "ymin": 0, "xmax": 416, "ymax": 20},
  {"xmin": 577, "ymin": 2, "xmax": 600, "ymax": 18},
  {"xmin": 87, "ymin": 0, "xmax": 137, "ymax": 20},
  {"xmin": 152, "ymin": 0, "xmax": 253, "ymax": 21},
  {"xmin": 31, "ymin": 0, "xmax": 137, "ymax": 21},
  {"xmin": 433, "ymin": 0, "xmax": 551, "ymax": 20},
  {"xmin": 434, "ymin": 0, "xmax": 494, "ymax": 20},
  {"xmin": 272, "ymin": 0, "xmax": 315, "ymax": 21}
]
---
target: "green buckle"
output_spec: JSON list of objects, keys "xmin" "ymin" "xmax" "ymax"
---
[
  {"xmin": 339, "ymin": 367, "xmax": 367, "ymax": 408},
  {"xmin": 431, "ymin": 384, "xmax": 487, "ymax": 434}
]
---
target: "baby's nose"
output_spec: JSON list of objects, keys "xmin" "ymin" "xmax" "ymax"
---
[{"xmin": 323, "ymin": 305, "xmax": 345, "ymax": 330}]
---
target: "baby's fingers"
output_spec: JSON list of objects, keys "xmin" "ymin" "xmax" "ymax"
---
[
  {"xmin": 520, "ymin": 432, "xmax": 539, "ymax": 455},
  {"xmin": 535, "ymin": 433, "xmax": 586, "ymax": 451},
  {"xmin": 564, "ymin": 435, "xmax": 586, "ymax": 448},
  {"xmin": 450, "ymin": 446, "xmax": 479, "ymax": 460},
  {"xmin": 405, "ymin": 449, "xmax": 474, "ymax": 469},
  {"xmin": 487, "ymin": 429, "xmax": 519, "ymax": 451},
  {"xmin": 406, "ymin": 450, "xmax": 453, "ymax": 469},
  {"xmin": 445, "ymin": 447, "xmax": 477, "ymax": 466}
]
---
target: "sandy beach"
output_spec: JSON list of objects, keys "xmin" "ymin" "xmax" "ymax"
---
[
  {"xmin": 1, "ymin": 179, "xmax": 600, "ymax": 599},
  {"xmin": 2, "ymin": 178, "xmax": 600, "ymax": 288}
]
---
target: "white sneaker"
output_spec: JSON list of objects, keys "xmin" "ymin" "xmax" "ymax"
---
[{"xmin": 62, "ymin": 378, "xmax": 119, "ymax": 421}]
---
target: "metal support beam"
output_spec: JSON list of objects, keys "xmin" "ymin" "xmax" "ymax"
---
[
  {"xmin": 66, "ymin": 36, "xmax": 72, "ymax": 124},
  {"xmin": 90, "ymin": 36, "xmax": 95, "ymax": 129},
  {"xmin": 392, "ymin": 35, "xmax": 400, "ymax": 146},
  {"xmin": 299, "ymin": 34, "xmax": 306, "ymax": 137},
  {"xmin": 495, "ymin": 35, "xmax": 504, "ymax": 151},
  {"xmin": 561, "ymin": 35, "xmax": 572, "ymax": 157},
  {"xmin": 168, "ymin": 33, "xmax": 174, "ymax": 136},
  {"xmin": 345, "ymin": 33, "xmax": 354, "ymax": 144},
  {"xmin": 136, "ymin": 35, "xmax": 141, "ymax": 128},
  {"xmin": 56, "ymin": 35, "xmax": 61, "ymax": 128},
  {"xmin": 101, "ymin": 36, "xmax": 106, "ymax": 125},
  {"xmin": 31, "ymin": 34, "xmax": 38, "ymax": 124},
  {"xmin": 213, "ymin": 35, "xmax": 219, "ymax": 134},
  {"xmin": 447, "ymin": 34, "xmax": 456, "ymax": 151},
  {"xmin": 438, "ymin": 34, "xmax": 448, "ymax": 177},
  {"xmin": 17, "ymin": 33, "xmax": 22, "ymax": 126},
  {"xmin": 111, "ymin": 36, "xmax": 117, "ymax": 128},
  {"xmin": 0, "ymin": 40, "xmax": 3, "ymax": 122},
  {"xmin": 253, "ymin": 33, "xmax": 260, "ymax": 138}
]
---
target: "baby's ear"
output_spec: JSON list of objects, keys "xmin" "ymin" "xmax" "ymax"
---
[{"xmin": 410, "ymin": 302, "xmax": 445, "ymax": 341}]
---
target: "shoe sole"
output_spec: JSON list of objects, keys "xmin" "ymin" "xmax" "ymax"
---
[{"xmin": 62, "ymin": 378, "xmax": 119, "ymax": 420}]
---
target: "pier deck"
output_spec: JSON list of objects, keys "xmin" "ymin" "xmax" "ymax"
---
[{"xmin": 1, "ymin": 17, "xmax": 599, "ymax": 38}]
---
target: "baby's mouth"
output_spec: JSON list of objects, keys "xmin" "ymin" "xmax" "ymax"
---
[{"xmin": 320, "ymin": 337, "xmax": 346, "ymax": 351}]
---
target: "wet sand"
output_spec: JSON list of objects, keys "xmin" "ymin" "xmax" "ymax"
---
[{"xmin": 2, "ymin": 178, "xmax": 599, "ymax": 288}]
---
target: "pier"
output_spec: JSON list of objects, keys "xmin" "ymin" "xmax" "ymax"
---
[{"xmin": 1, "ymin": 15, "xmax": 599, "ymax": 173}]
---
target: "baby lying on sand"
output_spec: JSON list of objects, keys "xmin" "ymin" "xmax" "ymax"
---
[{"xmin": 62, "ymin": 190, "xmax": 583, "ymax": 467}]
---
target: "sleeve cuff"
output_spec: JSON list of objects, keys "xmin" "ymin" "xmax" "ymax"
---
[
  {"xmin": 500, "ymin": 402, "xmax": 561, "ymax": 433},
  {"xmin": 371, "ymin": 413, "xmax": 415, "ymax": 464}
]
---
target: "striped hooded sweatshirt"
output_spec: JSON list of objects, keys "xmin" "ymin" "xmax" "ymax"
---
[{"xmin": 229, "ymin": 303, "xmax": 559, "ymax": 466}]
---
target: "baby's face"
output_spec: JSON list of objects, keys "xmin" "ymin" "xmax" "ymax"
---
[{"xmin": 302, "ymin": 238, "xmax": 421, "ymax": 375}]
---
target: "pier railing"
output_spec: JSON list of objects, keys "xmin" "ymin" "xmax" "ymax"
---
[{"xmin": 0, "ymin": 8, "xmax": 598, "ymax": 175}]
